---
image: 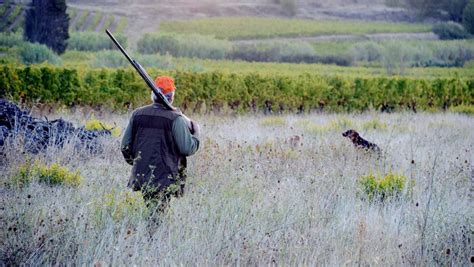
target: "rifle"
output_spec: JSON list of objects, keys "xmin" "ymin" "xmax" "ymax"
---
[{"xmin": 106, "ymin": 29, "xmax": 193, "ymax": 130}]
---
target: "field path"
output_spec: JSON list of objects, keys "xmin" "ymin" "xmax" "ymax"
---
[{"xmin": 233, "ymin": 32, "xmax": 438, "ymax": 44}]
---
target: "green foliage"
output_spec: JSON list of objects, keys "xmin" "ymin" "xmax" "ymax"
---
[
  {"xmin": 101, "ymin": 15, "xmax": 114, "ymax": 32},
  {"xmin": 362, "ymin": 119, "xmax": 388, "ymax": 131},
  {"xmin": 115, "ymin": 16, "xmax": 127, "ymax": 33},
  {"xmin": 358, "ymin": 172, "xmax": 408, "ymax": 202},
  {"xmin": 0, "ymin": 32, "xmax": 24, "ymax": 47},
  {"xmin": 350, "ymin": 40, "xmax": 474, "ymax": 70},
  {"xmin": 137, "ymin": 33, "xmax": 231, "ymax": 60},
  {"xmin": 432, "ymin": 22, "xmax": 470, "ymax": 40},
  {"xmin": 230, "ymin": 41, "xmax": 321, "ymax": 63},
  {"xmin": 13, "ymin": 162, "xmax": 82, "ymax": 187},
  {"xmin": 449, "ymin": 104, "xmax": 474, "ymax": 114},
  {"xmin": 260, "ymin": 117, "xmax": 286, "ymax": 126},
  {"xmin": 463, "ymin": 0, "xmax": 474, "ymax": 34},
  {"xmin": 159, "ymin": 17, "xmax": 431, "ymax": 40},
  {"xmin": 1, "ymin": 65, "xmax": 473, "ymax": 112},
  {"xmin": 18, "ymin": 42, "xmax": 60, "ymax": 64},
  {"xmin": 89, "ymin": 12, "xmax": 102, "ymax": 30},
  {"xmin": 68, "ymin": 31, "xmax": 127, "ymax": 51},
  {"xmin": 73, "ymin": 10, "xmax": 89, "ymax": 31},
  {"xmin": 85, "ymin": 117, "xmax": 121, "ymax": 137},
  {"xmin": 93, "ymin": 190, "xmax": 148, "ymax": 223},
  {"xmin": 274, "ymin": 0, "xmax": 297, "ymax": 16}
]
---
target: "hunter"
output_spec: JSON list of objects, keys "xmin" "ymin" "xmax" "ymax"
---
[{"xmin": 121, "ymin": 76, "xmax": 200, "ymax": 204}]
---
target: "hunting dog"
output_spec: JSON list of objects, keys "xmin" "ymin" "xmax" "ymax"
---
[{"xmin": 342, "ymin": 129, "xmax": 381, "ymax": 153}]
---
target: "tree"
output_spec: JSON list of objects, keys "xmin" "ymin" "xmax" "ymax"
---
[
  {"xmin": 463, "ymin": 0, "xmax": 474, "ymax": 34},
  {"xmin": 407, "ymin": 0, "xmax": 468, "ymax": 22},
  {"xmin": 24, "ymin": 0, "xmax": 69, "ymax": 54}
]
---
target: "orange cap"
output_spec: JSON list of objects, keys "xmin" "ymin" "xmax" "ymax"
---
[{"xmin": 154, "ymin": 76, "xmax": 176, "ymax": 95}]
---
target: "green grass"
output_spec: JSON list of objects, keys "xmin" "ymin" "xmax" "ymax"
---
[
  {"xmin": 101, "ymin": 15, "xmax": 114, "ymax": 32},
  {"xmin": 74, "ymin": 10, "xmax": 90, "ymax": 31},
  {"xmin": 115, "ymin": 16, "xmax": 127, "ymax": 33},
  {"xmin": 310, "ymin": 39, "xmax": 474, "ymax": 57},
  {"xmin": 68, "ymin": 8, "xmax": 77, "ymax": 23},
  {"xmin": 0, "ymin": 3, "xmax": 8, "ymax": 17},
  {"xmin": 89, "ymin": 12, "xmax": 102, "ymax": 31},
  {"xmin": 7, "ymin": 5, "xmax": 22, "ymax": 25},
  {"xmin": 56, "ymin": 50, "xmax": 474, "ymax": 78},
  {"xmin": 159, "ymin": 17, "xmax": 432, "ymax": 40},
  {"xmin": 311, "ymin": 41, "xmax": 354, "ymax": 56}
]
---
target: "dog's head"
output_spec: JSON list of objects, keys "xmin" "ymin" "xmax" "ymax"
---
[{"xmin": 342, "ymin": 129, "xmax": 359, "ymax": 140}]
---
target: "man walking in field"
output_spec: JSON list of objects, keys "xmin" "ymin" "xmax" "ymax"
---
[{"xmin": 121, "ymin": 76, "xmax": 200, "ymax": 205}]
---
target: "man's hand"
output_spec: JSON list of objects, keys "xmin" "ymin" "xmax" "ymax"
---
[{"xmin": 191, "ymin": 120, "xmax": 201, "ymax": 138}]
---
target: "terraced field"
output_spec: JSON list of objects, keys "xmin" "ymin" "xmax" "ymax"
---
[
  {"xmin": 0, "ymin": 2, "xmax": 127, "ymax": 33},
  {"xmin": 0, "ymin": 3, "xmax": 24, "ymax": 32},
  {"xmin": 159, "ymin": 17, "xmax": 432, "ymax": 40},
  {"xmin": 68, "ymin": 8, "xmax": 127, "ymax": 33}
]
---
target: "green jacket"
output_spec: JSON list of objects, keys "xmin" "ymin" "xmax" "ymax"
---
[{"xmin": 121, "ymin": 103, "xmax": 199, "ymax": 194}]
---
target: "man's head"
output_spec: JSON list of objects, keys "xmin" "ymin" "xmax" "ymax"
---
[{"xmin": 152, "ymin": 76, "xmax": 176, "ymax": 104}]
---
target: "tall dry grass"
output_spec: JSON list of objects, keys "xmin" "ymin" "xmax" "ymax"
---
[{"xmin": 1, "ymin": 111, "xmax": 472, "ymax": 265}]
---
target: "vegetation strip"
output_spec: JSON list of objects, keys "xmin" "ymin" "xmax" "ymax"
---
[
  {"xmin": 159, "ymin": 17, "xmax": 432, "ymax": 40},
  {"xmin": 0, "ymin": 65, "xmax": 472, "ymax": 112}
]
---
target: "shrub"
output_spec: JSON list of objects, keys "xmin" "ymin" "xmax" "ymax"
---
[
  {"xmin": 260, "ymin": 117, "xmax": 286, "ymax": 126},
  {"xmin": 358, "ymin": 172, "xmax": 408, "ymax": 201},
  {"xmin": 462, "ymin": 0, "xmax": 474, "ymax": 34},
  {"xmin": 12, "ymin": 162, "xmax": 82, "ymax": 187},
  {"xmin": 68, "ymin": 31, "xmax": 127, "ymax": 51},
  {"xmin": 230, "ymin": 41, "xmax": 318, "ymax": 63},
  {"xmin": 351, "ymin": 42, "xmax": 383, "ymax": 62},
  {"xmin": 93, "ymin": 190, "xmax": 148, "ymax": 223},
  {"xmin": 432, "ymin": 22, "xmax": 469, "ymax": 40},
  {"xmin": 0, "ymin": 32, "xmax": 24, "ymax": 47},
  {"xmin": 137, "ymin": 33, "xmax": 231, "ymax": 60},
  {"xmin": 463, "ymin": 0, "xmax": 474, "ymax": 34},
  {"xmin": 85, "ymin": 117, "xmax": 121, "ymax": 137},
  {"xmin": 449, "ymin": 104, "xmax": 474, "ymax": 115},
  {"xmin": 275, "ymin": 0, "xmax": 297, "ymax": 16},
  {"xmin": 90, "ymin": 50, "xmax": 128, "ymax": 68},
  {"xmin": 362, "ymin": 119, "xmax": 388, "ymax": 131},
  {"xmin": 1, "ymin": 65, "xmax": 473, "ymax": 112},
  {"xmin": 18, "ymin": 42, "xmax": 60, "ymax": 64}
]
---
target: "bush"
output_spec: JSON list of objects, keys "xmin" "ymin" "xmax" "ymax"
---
[
  {"xmin": 463, "ymin": 0, "xmax": 474, "ymax": 34},
  {"xmin": 1, "ymin": 65, "xmax": 473, "ymax": 112},
  {"xmin": 93, "ymin": 190, "xmax": 148, "ymax": 223},
  {"xmin": 85, "ymin": 117, "xmax": 121, "ymax": 137},
  {"xmin": 274, "ymin": 0, "xmax": 297, "ymax": 16},
  {"xmin": 18, "ymin": 42, "xmax": 60, "ymax": 64},
  {"xmin": 68, "ymin": 31, "xmax": 127, "ymax": 51},
  {"xmin": 0, "ymin": 32, "xmax": 24, "ymax": 47},
  {"xmin": 449, "ymin": 104, "xmax": 474, "ymax": 115},
  {"xmin": 432, "ymin": 22, "xmax": 469, "ymax": 40},
  {"xmin": 260, "ymin": 117, "xmax": 286, "ymax": 126},
  {"xmin": 137, "ymin": 33, "xmax": 231, "ymax": 60},
  {"xmin": 230, "ymin": 41, "xmax": 319, "ymax": 63},
  {"xmin": 13, "ymin": 162, "xmax": 82, "ymax": 187},
  {"xmin": 358, "ymin": 172, "xmax": 408, "ymax": 202}
]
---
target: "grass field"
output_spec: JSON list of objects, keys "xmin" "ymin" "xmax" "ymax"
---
[
  {"xmin": 159, "ymin": 17, "xmax": 432, "ymax": 40},
  {"xmin": 1, "ymin": 112, "xmax": 472, "ymax": 265},
  {"xmin": 311, "ymin": 39, "xmax": 474, "ymax": 57},
  {"xmin": 55, "ymin": 51, "xmax": 474, "ymax": 78}
]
